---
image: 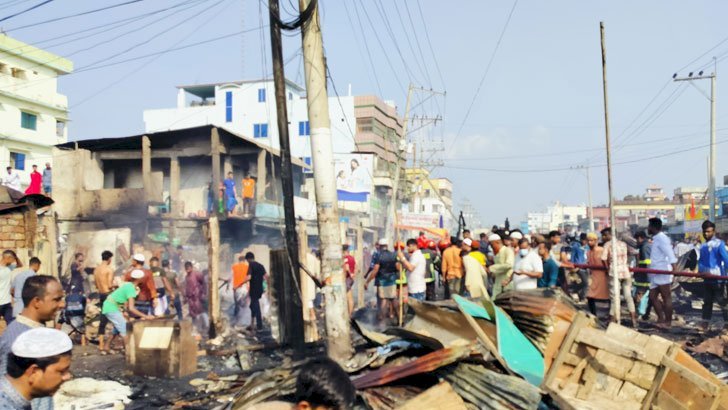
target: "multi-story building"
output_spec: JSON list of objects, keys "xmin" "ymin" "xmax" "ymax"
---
[
  {"xmin": 143, "ymin": 78, "xmax": 357, "ymax": 163},
  {"xmin": 402, "ymin": 168, "xmax": 454, "ymax": 233},
  {"xmin": 644, "ymin": 185, "xmax": 668, "ymax": 202},
  {"xmin": 0, "ymin": 34, "xmax": 72, "ymax": 185},
  {"xmin": 527, "ymin": 201, "xmax": 587, "ymax": 234},
  {"xmin": 673, "ymin": 186, "xmax": 707, "ymax": 203}
]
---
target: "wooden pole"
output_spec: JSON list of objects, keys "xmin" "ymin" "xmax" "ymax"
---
[
  {"xmin": 355, "ymin": 222, "xmax": 364, "ymax": 309},
  {"xmin": 211, "ymin": 128, "xmax": 221, "ymax": 217},
  {"xmin": 208, "ymin": 216, "xmax": 221, "ymax": 338},
  {"xmin": 142, "ymin": 135, "xmax": 151, "ymax": 202},
  {"xmin": 600, "ymin": 22, "xmax": 620, "ymax": 323}
]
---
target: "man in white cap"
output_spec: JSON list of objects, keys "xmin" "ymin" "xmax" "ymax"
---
[
  {"xmin": 123, "ymin": 254, "xmax": 157, "ymax": 317},
  {"xmin": 100, "ymin": 269, "xmax": 153, "ymax": 354},
  {"xmin": 461, "ymin": 238, "xmax": 488, "ymax": 299},
  {"xmin": 0, "ymin": 328, "xmax": 73, "ymax": 409},
  {"xmin": 487, "ymin": 233, "xmax": 514, "ymax": 298}
]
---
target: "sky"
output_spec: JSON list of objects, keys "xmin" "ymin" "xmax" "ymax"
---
[{"xmin": 3, "ymin": 0, "xmax": 728, "ymax": 227}]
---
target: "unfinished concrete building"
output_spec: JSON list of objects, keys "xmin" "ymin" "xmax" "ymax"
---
[{"xmin": 53, "ymin": 125, "xmax": 308, "ymax": 275}]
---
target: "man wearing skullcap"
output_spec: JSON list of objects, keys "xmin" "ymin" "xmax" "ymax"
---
[
  {"xmin": 487, "ymin": 233, "xmax": 514, "ymax": 297},
  {"xmin": 0, "ymin": 328, "xmax": 73, "ymax": 409}
]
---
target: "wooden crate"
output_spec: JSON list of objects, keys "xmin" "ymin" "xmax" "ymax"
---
[{"xmin": 543, "ymin": 312, "xmax": 727, "ymax": 409}]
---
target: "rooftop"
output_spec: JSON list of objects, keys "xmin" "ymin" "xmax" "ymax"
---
[
  {"xmin": 177, "ymin": 78, "xmax": 305, "ymax": 99},
  {"xmin": 0, "ymin": 34, "xmax": 73, "ymax": 74}
]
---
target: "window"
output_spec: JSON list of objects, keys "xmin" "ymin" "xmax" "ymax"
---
[
  {"xmin": 258, "ymin": 88, "xmax": 266, "ymax": 103},
  {"xmin": 253, "ymin": 123, "xmax": 268, "ymax": 138},
  {"xmin": 303, "ymin": 157, "xmax": 312, "ymax": 173},
  {"xmin": 225, "ymin": 91, "xmax": 233, "ymax": 122},
  {"xmin": 20, "ymin": 111, "xmax": 37, "ymax": 130},
  {"xmin": 11, "ymin": 67, "xmax": 25, "ymax": 79},
  {"xmin": 424, "ymin": 189, "xmax": 431, "ymax": 197},
  {"xmin": 298, "ymin": 121, "xmax": 310, "ymax": 136},
  {"xmin": 56, "ymin": 120, "xmax": 65, "ymax": 137},
  {"xmin": 10, "ymin": 152, "xmax": 25, "ymax": 170},
  {"xmin": 288, "ymin": 92, "xmax": 293, "ymax": 101}
]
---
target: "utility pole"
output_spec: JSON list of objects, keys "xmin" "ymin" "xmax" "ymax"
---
[
  {"xmin": 269, "ymin": 0, "xmax": 304, "ymax": 351},
  {"xmin": 387, "ymin": 84, "xmax": 413, "ymax": 245},
  {"xmin": 573, "ymin": 165, "xmax": 595, "ymax": 232},
  {"xmin": 299, "ymin": 0, "xmax": 351, "ymax": 361},
  {"xmin": 600, "ymin": 22, "xmax": 620, "ymax": 323},
  {"xmin": 674, "ymin": 59, "xmax": 717, "ymax": 220}
]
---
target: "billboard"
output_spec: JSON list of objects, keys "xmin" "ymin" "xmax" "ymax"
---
[{"xmin": 334, "ymin": 154, "xmax": 373, "ymax": 202}]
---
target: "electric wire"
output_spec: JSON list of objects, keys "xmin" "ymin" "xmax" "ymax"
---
[
  {"xmin": 5, "ymin": 0, "xmax": 146, "ymax": 32},
  {"xmin": 0, "ymin": 0, "xmax": 52, "ymax": 23},
  {"xmin": 340, "ymin": 0, "xmax": 383, "ymax": 96}
]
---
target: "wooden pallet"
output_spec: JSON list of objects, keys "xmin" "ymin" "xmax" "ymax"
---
[{"xmin": 543, "ymin": 312, "xmax": 727, "ymax": 409}]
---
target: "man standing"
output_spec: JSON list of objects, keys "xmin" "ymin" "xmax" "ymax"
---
[
  {"xmin": 223, "ymin": 171, "xmax": 238, "ymax": 217},
  {"xmin": 42, "ymin": 163, "xmax": 52, "ymax": 197},
  {"xmin": 10, "ymin": 257, "xmax": 40, "ymax": 318},
  {"xmin": 343, "ymin": 245, "xmax": 356, "ymax": 314},
  {"xmin": 586, "ymin": 232, "xmax": 608, "ymax": 318},
  {"xmin": 634, "ymin": 231, "xmax": 652, "ymax": 319},
  {"xmin": 421, "ymin": 241, "xmax": 437, "ymax": 301},
  {"xmin": 245, "ymin": 252, "xmax": 267, "ymax": 332},
  {"xmin": 601, "ymin": 228, "xmax": 638, "ymax": 327},
  {"xmin": 397, "ymin": 239, "xmax": 427, "ymax": 301},
  {"xmin": 24, "ymin": 165, "xmax": 42, "ymax": 195},
  {"xmin": 149, "ymin": 257, "xmax": 169, "ymax": 316},
  {"xmin": 441, "ymin": 238, "xmax": 464, "ymax": 297},
  {"xmin": 242, "ymin": 174, "xmax": 256, "ymax": 216},
  {"xmin": 538, "ymin": 242, "xmax": 559, "ymax": 288},
  {"xmin": 68, "ymin": 252, "xmax": 86, "ymax": 294},
  {"xmin": 184, "ymin": 262, "xmax": 206, "ymax": 327},
  {"xmin": 571, "ymin": 233, "xmax": 590, "ymax": 301},
  {"xmin": 1, "ymin": 328, "xmax": 73, "ymax": 408},
  {"xmin": 549, "ymin": 231, "xmax": 574, "ymax": 294},
  {"xmin": 0, "ymin": 250, "xmax": 19, "ymax": 325},
  {"xmin": 365, "ymin": 239, "xmax": 398, "ymax": 320},
  {"xmin": 699, "ymin": 220, "xmax": 728, "ymax": 329},
  {"xmin": 162, "ymin": 260, "xmax": 182, "ymax": 320},
  {"xmin": 479, "ymin": 232, "xmax": 491, "ymax": 256},
  {"xmin": 648, "ymin": 218, "xmax": 678, "ymax": 329},
  {"xmin": 0, "ymin": 275, "xmax": 65, "ymax": 376},
  {"xmin": 123, "ymin": 254, "xmax": 157, "ymax": 316},
  {"xmin": 94, "ymin": 250, "xmax": 114, "ymax": 348},
  {"xmin": 513, "ymin": 239, "xmax": 543, "ymax": 290},
  {"xmin": 462, "ymin": 230, "xmax": 471, "ymax": 240},
  {"xmin": 461, "ymin": 238, "xmax": 488, "ymax": 299},
  {"xmin": 488, "ymin": 233, "xmax": 514, "ymax": 298},
  {"xmin": 2, "ymin": 167, "xmax": 20, "ymax": 192},
  {"xmin": 231, "ymin": 255, "xmax": 249, "ymax": 324},
  {"xmin": 101, "ymin": 269, "xmax": 154, "ymax": 354}
]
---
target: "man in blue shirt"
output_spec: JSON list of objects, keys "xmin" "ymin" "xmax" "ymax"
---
[
  {"xmin": 538, "ymin": 242, "xmax": 559, "ymax": 288},
  {"xmin": 700, "ymin": 220, "xmax": 728, "ymax": 328},
  {"xmin": 223, "ymin": 172, "xmax": 238, "ymax": 217},
  {"xmin": 570, "ymin": 233, "xmax": 589, "ymax": 300}
]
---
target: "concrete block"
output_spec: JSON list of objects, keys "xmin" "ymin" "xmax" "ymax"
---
[{"xmin": 126, "ymin": 319, "xmax": 197, "ymax": 378}]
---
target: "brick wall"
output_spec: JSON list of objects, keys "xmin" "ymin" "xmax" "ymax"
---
[{"xmin": 0, "ymin": 212, "xmax": 27, "ymax": 249}]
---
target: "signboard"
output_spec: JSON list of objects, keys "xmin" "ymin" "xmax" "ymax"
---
[
  {"xmin": 397, "ymin": 211, "xmax": 440, "ymax": 229},
  {"xmin": 334, "ymin": 154, "xmax": 373, "ymax": 202}
]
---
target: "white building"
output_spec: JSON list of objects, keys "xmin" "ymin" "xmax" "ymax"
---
[
  {"xmin": 0, "ymin": 34, "xmax": 72, "ymax": 184},
  {"xmin": 527, "ymin": 201, "xmax": 587, "ymax": 233},
  {"xmin": 143, "ymin": 79, "xmax": 357, "ymax": 164}
]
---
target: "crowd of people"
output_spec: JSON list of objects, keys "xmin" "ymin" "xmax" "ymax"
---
[{"xmin": 362, "ymin": 217, "xmax": 728, "ymax": 331}]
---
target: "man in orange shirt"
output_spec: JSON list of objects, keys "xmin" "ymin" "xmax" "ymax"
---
[
  {"xmin": 242, "ymin": 174, "xmax": 256, "ymax": 216},
  {"xmin": 441, "ymin": 237, "xmax": 464, "ymax": 298},
  {"xmin": 231, "ymin": 255, "xmax": 249, "ymax": 324}
]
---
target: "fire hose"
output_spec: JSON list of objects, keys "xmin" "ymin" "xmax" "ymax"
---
[{"xmin": 572, "ymin": 263, "xmax": 728, "ymax": 281}]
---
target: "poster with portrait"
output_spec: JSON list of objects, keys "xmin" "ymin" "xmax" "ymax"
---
[{"xmin": 334, "ymin": 154, "xmax": 373, "ymax": 202}]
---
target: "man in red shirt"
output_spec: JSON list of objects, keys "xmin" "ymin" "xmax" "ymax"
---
[
  {"xmin": 123, "ymin": 253, "xmax": 157, "ymax": 316},
  {"xmin": 343, "ymin": 244, "xmax": 356, "ymax": 315}
]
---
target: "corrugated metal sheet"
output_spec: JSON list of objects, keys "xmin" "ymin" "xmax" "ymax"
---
[{"xmin": 439, "ymin": 363, "xmax": 542, "ymax": 410}]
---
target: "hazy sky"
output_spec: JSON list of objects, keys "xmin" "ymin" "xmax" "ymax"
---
[{"xmin": 3, "ymin": 0, "xmax": 728, "ymax": 227}]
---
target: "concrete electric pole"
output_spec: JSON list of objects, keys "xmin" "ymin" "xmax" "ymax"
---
[
  {"xmin": 674, "ymin": 59, "xmax": 717, "ymax": 220},
  {"xmin": 386, "ymin": 84, "xmax": 413, "ymax": 245},
  {"xmin": 573, "ymin": 165, "xmax": 595, "ymax": 232},
  {"xmin": 299, "ymin": 0, "xmax": 351, "ymax": 362},
  {"xmin": 600, "ymin": 22, "xmax": 620, "ymax": 323}
]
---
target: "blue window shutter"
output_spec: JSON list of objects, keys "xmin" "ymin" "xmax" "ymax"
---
[
  {"xmin": 20, "ymin": 112, "xmax": 37, "ymax": 130},
  {"xmin": 225, "ymin": 91, "xmax": 233, "ymax": 122},
  {"xmin": 16, "ymin": 153, "xmax": 25, "ymax": 170},
  {"xmin": 262, "ymin": 124, "xmax": 268, "ymax": 137},
  {"xmin": 303, "ymin": 157, "xmax": 312, "ymax": 173},
  {"xmin": 299, "ymin": 121, "xmax": 304, "ymax": 136},
  {"xmin": 254, "ymin": 124, "xmax": 260, "ymax": 138},
  {"xmin": 258, "ymin": 88, "xmax": 266, "ymax": 102},
  {"xmin": 306, "ymin": 121, "xmax": 310, "ymax": 136}
]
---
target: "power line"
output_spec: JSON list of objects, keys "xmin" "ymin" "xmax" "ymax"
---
[
  {"xmin": 446, "ymin": 0, "xmax": 518, "ymax": 153},
  {"xmin": 5, "ymin": 0, "xmax": 145, "ymax": 32},
  {"xmin": 0, "ymin": 0, "xmax": 52, "ymax": 23},
  {"xmin": 414, "ymin": 0, "xmax": 445, "ymax": 90},
  {"xmin": 340, "ymin": 0, "xmax": 382, "ymax": 96}
]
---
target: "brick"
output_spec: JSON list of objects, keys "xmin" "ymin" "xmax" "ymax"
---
[
  {"xmin": 12, "ymin": 227, "xmax": 24, "ymax": 234},
  {"xmin": 11, "ymin": 233, "xmax": 24, "ymax": 241},
  {"xmin": 0, "ymin": 233, "xmax": 10, "ymax": 241},
  {"xmin": 0, "ymin": 226, "xmax": 12, "ymax": 233},
  {"xmin": 2, "ymin": 240, "xmax": 15, "ymax": 248},
  {"xmin": 15, "ymin": 240, "xmax": 24, "ymax": 248},
  {"xmin": 0, "ymin": 219, "xmax": 8, "ymax": 225},
  {"xmin": 7, "ymin": 219, "xmax": 19, "ymax": 226}
]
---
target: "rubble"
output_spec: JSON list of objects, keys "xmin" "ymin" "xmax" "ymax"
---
[{"xmin": 54, "ymin": 377, "xmax": 131, "ymax": 410}]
